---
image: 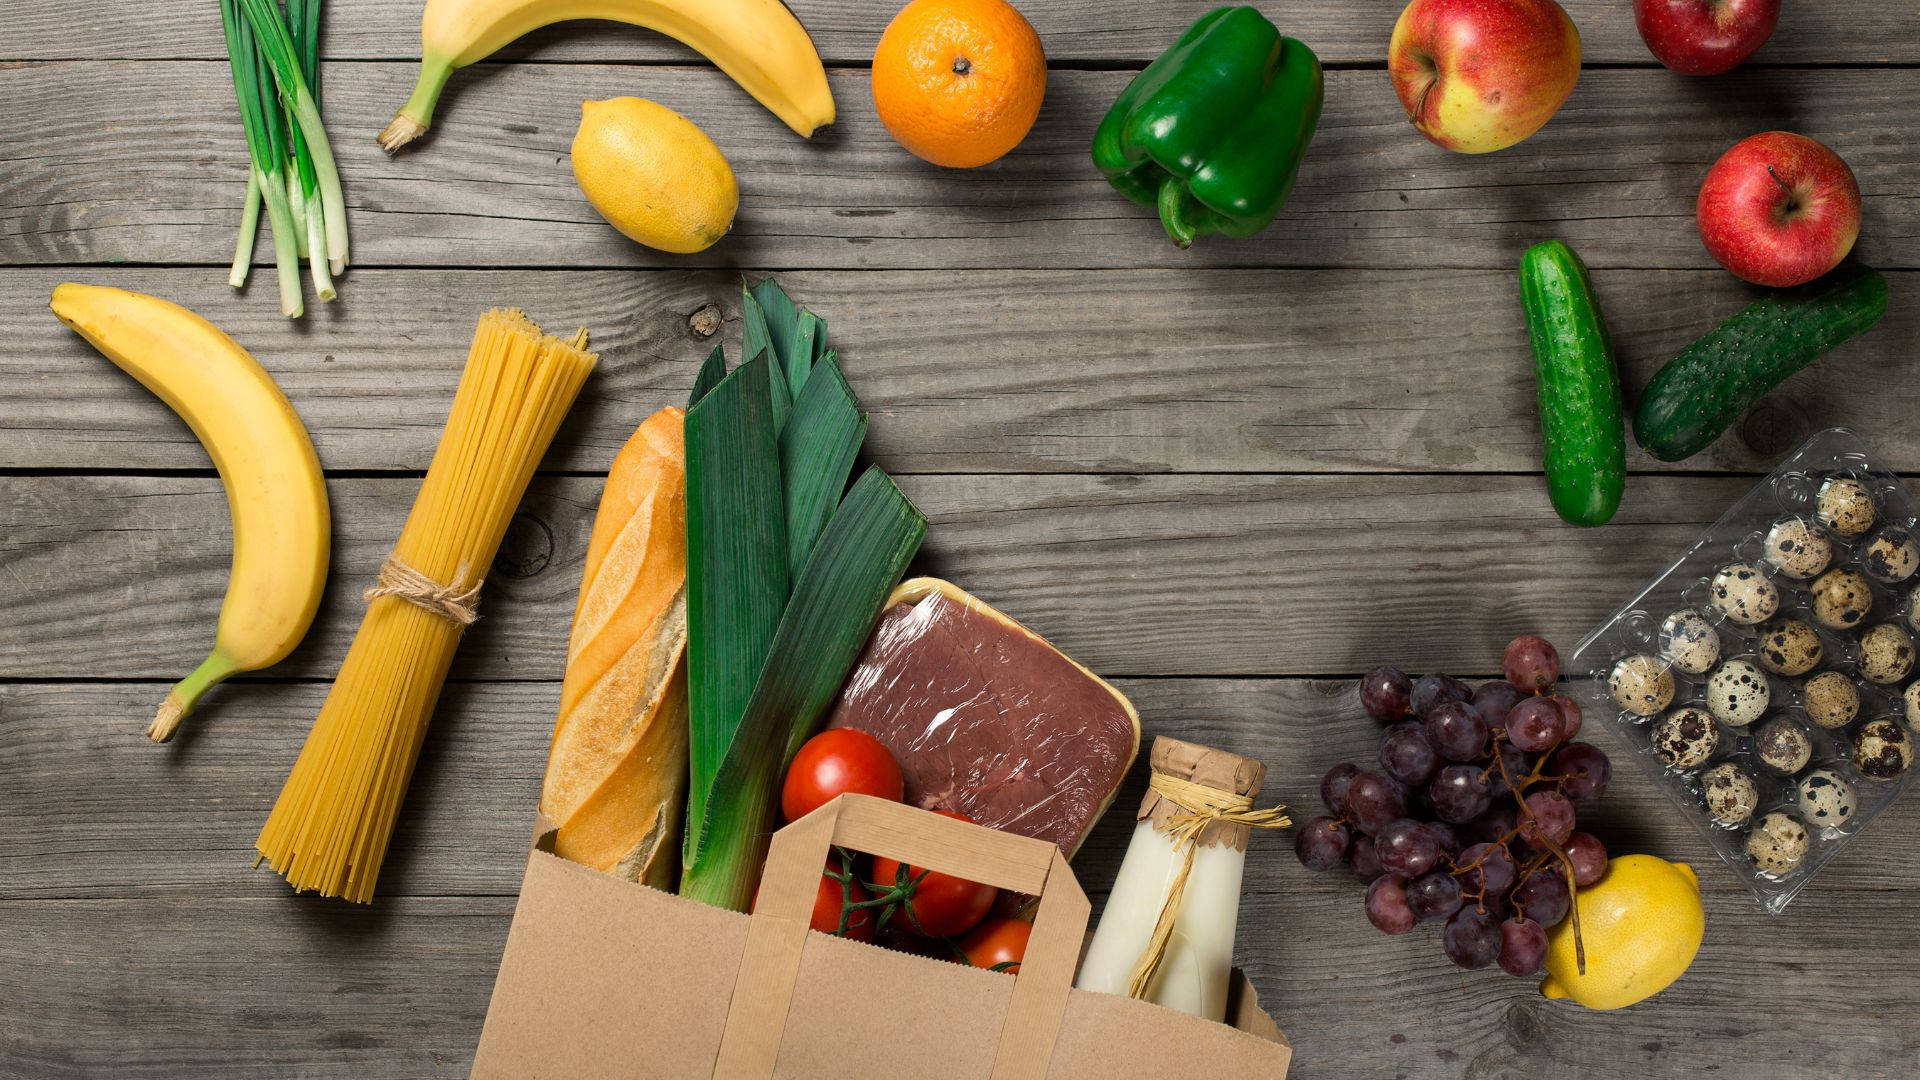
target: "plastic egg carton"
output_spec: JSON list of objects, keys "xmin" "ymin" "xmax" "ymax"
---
[{"xmin": 1570, "ymin": 428, "xmax": 1920, "ymax": 913}]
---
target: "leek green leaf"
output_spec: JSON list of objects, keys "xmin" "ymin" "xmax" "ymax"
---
[
  {"xmin": 779, "ymin": 358, "xmax": 866, "ymax": 579},
  {"xmin": 688, "ymin": 343, "xmax": 726, "ymax": 410}
]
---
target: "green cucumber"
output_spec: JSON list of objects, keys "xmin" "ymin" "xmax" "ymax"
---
[
  {"xmin": 1634, "ymin": 265, "xmax": 1889, "ymax": 462},
  {"xmin": 1520, "ymin": 240, "xmax": 1627, "ymax": 527}
]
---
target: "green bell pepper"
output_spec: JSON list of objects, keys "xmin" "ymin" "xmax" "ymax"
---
[{"xmin": 1092, "ymin": 7, "xmax": 1323, "ymax": 248}]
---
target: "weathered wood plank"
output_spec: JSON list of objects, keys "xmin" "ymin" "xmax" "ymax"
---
[
  {"xmin": 5, "ymin": 267, "xmax": 1913, "ymax": 475},
  {"xmin": 5, "ymin": 64, "xmax": 1916, "ymax": 271},
  {"xmin": 0, "ymin": 472, "xmax": 1825, "ymax": 684},
  {"xmin": 4, "ymin": 0, "xmax": 1912, "ymax": 65},
  {"xmin": 4, "ymin": 678, "xmax": 1916, "ymax": 1078}
]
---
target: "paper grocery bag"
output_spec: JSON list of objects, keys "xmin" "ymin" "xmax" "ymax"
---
[{"xmin": 471, "ymin": 795, "xmax": 1291, "ymax": 1079}]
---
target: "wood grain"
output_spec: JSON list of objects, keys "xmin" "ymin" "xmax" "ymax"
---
[
  {"xmin": 5, "ymin": 678, "xmax": 1916, "ymax": 1078},
  {"xmin": 4, "ymin": 0, "xmax": 1913, "ymax": 64},
  {"xmin": 5, "ymin": 64, "xmax": 1917, "ymax": 272},
  {"xmin": 6, "ymin": 267, "xmax": 1915, "ymax": 475},
  {"xmin": 0, "ymin": 472, "xmax": 1768, "ymax": 683}
]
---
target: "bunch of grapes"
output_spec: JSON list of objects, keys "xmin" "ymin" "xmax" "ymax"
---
[{"xmin": 1294, "ymin": 635, "xmax": 1613, "ymax": 977}]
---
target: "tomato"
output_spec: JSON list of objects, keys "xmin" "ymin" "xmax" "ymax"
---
[
  {"xmin": 869, "ymin": 811, "xmax": 999, "ymax": 938},
  {"xmin": 757, "ymin": 865, "xmax": 876, "ymax": 943},
  {"xmin": 782, "ymin": 729, "xmax": 905, "ymax": 822},
  {"xmin": 958, "ymin": 918, "xmax": 1031, "ymax": 973}
]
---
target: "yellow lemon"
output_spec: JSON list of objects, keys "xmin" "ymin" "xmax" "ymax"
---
[
  {"xmin": 1541, "ymin": 854, "xmax": 1704, "ymax": 1010},
  {"xmin": 571, "ymin": 98, "xmax": 738, "ymax": 254}
]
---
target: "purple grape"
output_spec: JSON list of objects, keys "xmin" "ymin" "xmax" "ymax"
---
[
  {"xmin": 1407, "ymin": 871, "xmax": 1464, "ymax": 921},
  {"xmin": 1365, "ymin": 874, "xmax": 1417, "ymax": 935},
  {"xmin": 1470, "ymin": 680, "xmax": 1525, "ymax": 727},
  {"xmin": 1320, "ymin": 762, "xmax": 1360, "ymax": 816},
  {"xmin": 1497, "ymin": 917, "xmax": 1549, "ymax": 976},
  {"xmin": 1551, "ymin": 693, "xmax": 1584, "ymax": 740},
  {"xmin": 1565, "ymin": 831, "xmax": 1608, "ymax": 888},
  {"xmin": 1549, "ymin": 742, "xmax": 1611, "ymax": 803},
  {"xmin": 1512, "ymin": 866, "xmax": 1571, "ymax": 926},
  {"xmin": 1426, "ymin": 821, "xmax": 1462, "ymax": 858},
  {"xmin": 1345, "ymin": 770, "xmax": 1405, "ymax": 835},
  {"xmin": 1454, "ymin": 842, "xmax": 1517, "ymax": 898},
  {"xmin": 1411, "ymin": 674, "xmax": 1471, "ymax": 717},
  {"xmin": 1379, "ymin": 722, "xmax": 1440, "ymax": 785},
  {"xmin": 1359, "ymin": 667, "xmax": 1414, "ymax": 723},
  {"xmin": 1464, "ymin": 804, "xmax": 1518, "ymax": 848},
  {"xmin": 1521, "ymin": 790, "xmax": 1576, "ymax": 849},
  {"xmin": 1486, "ymin": 742, "xmax": 1529, "ymax": 800},
  {"xmin": 1443, "ymin": 906, "xmax": 1502, "ymax": 968},
  {"xmin": 1375, "ymin": 818, "xmax": 1442, "ymax": 878},
  {"xmin": 1350, "ymin": 835, "xmax": 1384, "ymax": 882},
  {"xmin": 1424, "ymin": 701, "xmax": 1490, "ymax": 762},
  {"xmin": 1428, "ymin": 763, "xmax": 1493, "ymax": 824},
  {"xmin": 1507, "ymin": 696, "xmax": 1567, "ymax": 752},
  {"xmin": 1294, "ymin": 815, "xmax": 1351, "ymax": 871},
  {"xmin": 1503, "ymin": 635, "xmax": 1561, "ymax": 692}
]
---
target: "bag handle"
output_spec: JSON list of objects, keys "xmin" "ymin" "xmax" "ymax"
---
[{"xmin": 713, "ymin": 794, "xmax": 1090, "ymax": 1080}]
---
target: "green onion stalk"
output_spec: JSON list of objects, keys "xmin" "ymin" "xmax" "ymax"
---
[
  {"xmin": 238, "ymin": 0, "xmax": 348, "ymax": 279},
  {"xmin": 221, "ymin": 0, "xmax": 303, "ymax": 316}
]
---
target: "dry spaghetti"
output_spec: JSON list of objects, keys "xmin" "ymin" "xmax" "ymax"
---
[{"xmin": 256, "ymin": 309, "xmax": 595, "ymax": 901}]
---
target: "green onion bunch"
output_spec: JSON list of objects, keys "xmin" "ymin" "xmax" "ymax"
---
[{"xmin": 221, "ymin": 0, "xmax": 348, "ymax": 317}]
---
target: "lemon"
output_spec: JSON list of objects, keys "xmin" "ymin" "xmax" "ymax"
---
[
  {"xmin": 1540, "ymin": 854, "xmax": 1704, "ymax": 1010},
  {"xmin": 571, "ymin": 98, "xmax": 738, "ymax": 254}
]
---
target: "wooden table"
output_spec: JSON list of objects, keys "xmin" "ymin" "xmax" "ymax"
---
[{"xmin": 3, "ymin": 1, "xmax": 1917, "ymax": 1076}]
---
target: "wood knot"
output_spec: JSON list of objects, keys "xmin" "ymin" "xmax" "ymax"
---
[
  {"xmin": 494, "ymin": 513, "xmax": 555, "ymax": 579},
  {"xmin": 1741, "ymin": 397, "xmax": 1808, "ymax": 459},
  {"xmin": 687, "ymin": 304, "xmax": 722, "ymax": 338}
]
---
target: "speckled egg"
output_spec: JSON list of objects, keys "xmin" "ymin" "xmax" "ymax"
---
[
  {"xmin": 1705, "ymin": 659, "xmax": 1770, "ymax": 726},
  {"xmin": 1910, "ymin": 587, "xmax": 1920, "ymax": 634},
  {"xmin": 1816, "ymin": 477, "xmax": 1877, "ymax": 538},
  {"xmin": 1862, "ymin": 528, "xmax": 1920, "ymax": 585},
  {"xmin": 1747, "ymin": 811, "xmax": 1811, "ymax": 874},
  {"xmin": 1659, "ymin": 609, "xmax": 1721, "ymax": 675},
  {"xmin": 1701, "ymin": 762, "xmax": 1759, "ymax": 826},
  {"xmin": 1755, "ymin": 717, "xmax": 1814, "ymax": 773},
  {"xmin": 1810, "ymin": 568, "xmax": 1873, "ymax": 630},
  {"xmin": 1609, "ymin": 654, "xmax": 1675, "ymax": 717},
  {"xmin": 1803, "ymin": 671, "xmax": 1861, "ymax": 729},
  {"xmin": 1858, "ymin": 623, "xmax": 1915, "ymax": 685},
  {"xmin": 1852, "ymin": 718, "xmax": 1915, "ymax": 780},
  {"xmin": 1764, "ymin": 518, "xmax": 1833, "ymax": 580},
  {"xmin": 1652, "ymin": 706, "xmax": 1719, "ymax": 769},
  {"xmin": 1796, "ymin": 769, "xmax": 1856, "ymax": 829},
  {"xmin": 1906, "ymin": 681, "xmax": 1920, "ymax": 732},
  {"xmin": 1710, "ymin": 563, "xmax": 1780, "ymax": 625},
  {"xmin": 1756, "ymin": 618, "xmax": 1823, "ymax": 677}
]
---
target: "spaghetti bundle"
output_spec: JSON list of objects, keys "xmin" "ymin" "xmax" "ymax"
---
[{"xmin": 257, "ymin": 309, "xmax": 596, "ymax": 901}]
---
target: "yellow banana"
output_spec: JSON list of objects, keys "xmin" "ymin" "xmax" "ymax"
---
[
  {"xmin": 378, "ymin": 0, "xmax": 835, "ymax": 150},
  {"xmin": 50, "ymin": 284, "xmax": 330, "ymax": 743}
]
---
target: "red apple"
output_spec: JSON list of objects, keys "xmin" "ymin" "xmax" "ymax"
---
[
  {"xmin": 1634, "ymin": 0, "xmax": 1780, "ymax": 76},
  {"xmin": 1697, "ymin": 132, "xmax": 1861, "ymax": 288},
  {"xmin": 1388, "ymin": 0, "xmax": 1582, "ymax": 154}
]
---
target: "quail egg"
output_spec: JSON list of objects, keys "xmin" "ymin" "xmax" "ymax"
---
[
  {"xmin": 1858, "ymin": 623, "xmax": 1915, "ymax": 685},
  {"xmin": 1796, "ymin": 769, "xmax": 1856, "ymax": 829},
  {"xmin": 1705, "ymin": 659, "xmax": 1770, "ymax": 726},
  {"xmin": 1710, "ymin": 563, "xmax": 1779, "ymax": 625},
  {"xmin": 1755, "ymin": 717, "xmax": 1814, "ymax": 773},
  {"xmin": 1906, "ymin": 680, "xmax": 1920, "ymax": 732},
  {"xmin": 1853, "ymin": 718, "xmax": 1915, "ymax": 779},
  {"xmin": 1652, "ymin": 706, "xmax": 1719, "ymax": 770},
  {"xmin": 1910, "ymin": 587, "xmax": 1920, "ymax": 634},
  {"xmin": 1803, "ymin": 671, "xmax": 1861, "ymax": 729},
  {"xmin": 1609, "ymin": 654, "xmax": 1675, "ymax": 717},
  {"xmin": 1816, "ymin": 477, "xmax": 1877, "ymax": 538},
  {"xmin": 1747, "ymin": 811, "xmax": 1811, "ymax": 874},
  {"xmin": 1701, "ymin": 762, "xmax": 1759, "ymax": 826},
  {"xmin": 1810, "ymin": 568, "xmax": 1873, "ymax": 630},
  {"xmin": 1756, "ymin": 618, "xmax": 1823, "ymax": 677},
  {"xmin": 1862, "ymin": 528, "xmax": 1920, "ymax": 585},
  {"xmin": 1659, "ymin": 609, "xmax": 1721, "ymax": 675},
  {"xmin": 1762, "ymin": 518, "xmax": 1833, "ymax": 579}
]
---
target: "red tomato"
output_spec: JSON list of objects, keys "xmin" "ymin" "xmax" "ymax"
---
[
  {"xmin": 869, "ymin": 811, "xmax": 999, "ymax": 938},
  {"xmin": 782, "ymin": 729, "xmax": 905, "ymax": 822},
  {"xmin": 757, "ymin": 867, "xmax": 876, "ymax": 943},
  {"xmin": 958, "ymin": 918, "xmax": 1031, "ymax": 973}
]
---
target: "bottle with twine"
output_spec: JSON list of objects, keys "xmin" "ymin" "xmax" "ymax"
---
[{"xmin": 1075, "ymin": 737, "xmax": 1289, "ymax": 1021}]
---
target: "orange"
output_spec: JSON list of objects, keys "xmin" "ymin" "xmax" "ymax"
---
[{"xmin": 870, "ymin": 0, "xmax": 1046, "ymax": 168}]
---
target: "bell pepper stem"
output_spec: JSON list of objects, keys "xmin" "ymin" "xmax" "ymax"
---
[{"xmin": 1157, "ymin": 177, "xmax": 1196, "ymax": 249}]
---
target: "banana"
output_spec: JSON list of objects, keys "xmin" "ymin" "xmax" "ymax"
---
[
  {"xmin": 50, "ymin": 284, "xmax": 331, "ymax": 743},
  {"xmin": 378, "ymin": 0, "xmax": 836, "ymax": 151}
]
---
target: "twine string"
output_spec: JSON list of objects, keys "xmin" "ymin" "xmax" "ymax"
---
[
  {"xmin": 363, "ymin": 556, "xmax": 482, "ymax": 626},
  {"xmin": 1124, "ymin": 773, "xmax": 1291, "ymax": 1000}
]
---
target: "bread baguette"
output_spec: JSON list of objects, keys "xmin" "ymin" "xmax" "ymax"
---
[{"xmin": 541, "ymin": 407, "xmax": 689, "ymax": 888}]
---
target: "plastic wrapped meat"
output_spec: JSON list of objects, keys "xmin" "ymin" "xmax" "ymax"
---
[{"xmin": 824, "ymin": 578, "xmax": 1141, "ymax": 858}]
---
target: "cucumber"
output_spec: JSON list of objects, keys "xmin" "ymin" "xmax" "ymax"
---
[
  {"xmin": 1520, "ymin": 240, "xmax": 1626, "ymax": 527},
  {"xmin": 1634, "ymin": 265, "xmax": 1889, "ymax": 462}
]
